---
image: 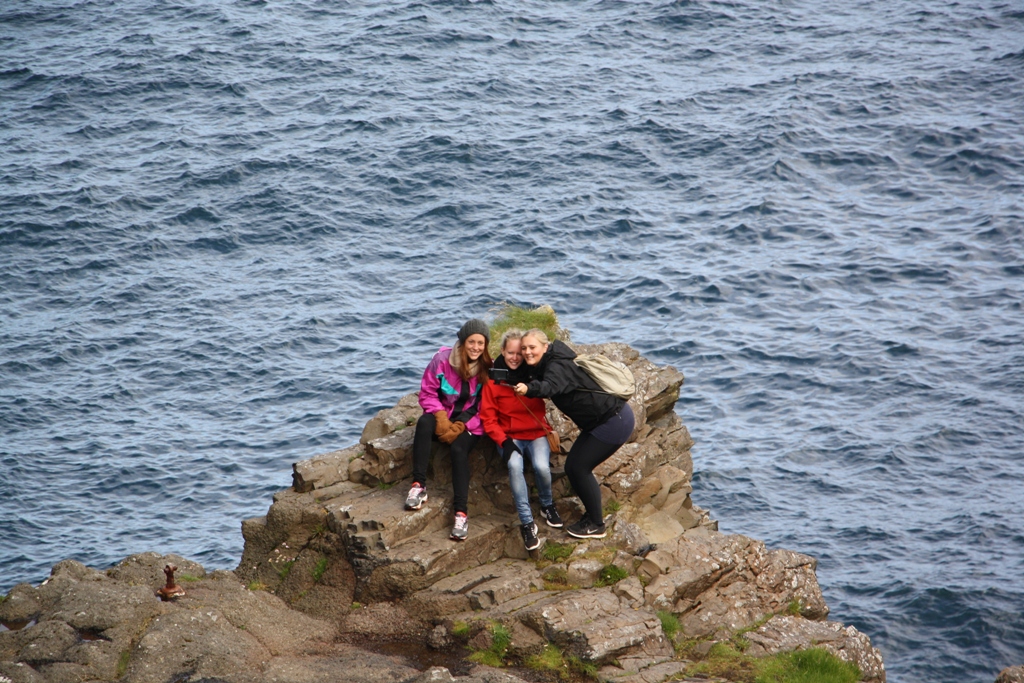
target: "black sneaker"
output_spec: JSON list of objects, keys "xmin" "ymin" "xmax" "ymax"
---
[
  {"xmin": 566, "ymin": 516, "xmax": 606, "ymax": 539},
  {"xmin": 541, "ymin": 504, "xmax": 563, "ymax": 528},
  {"xmin": 521, "ymin": 522, "xmax": 540, "ymax": 551}
]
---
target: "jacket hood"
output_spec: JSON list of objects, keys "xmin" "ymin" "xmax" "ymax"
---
[
  {"xmin": 531, "ymin": 339, "xmax": 575, "ymax": 377},
  {"xmin": 544, "ymin": 339, "xmax": 577, "ymax": 362}
]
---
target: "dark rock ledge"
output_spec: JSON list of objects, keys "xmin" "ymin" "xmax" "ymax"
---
[{"xmin": 2, "ymin": 342, "xmax": 897, "ymax": 683}]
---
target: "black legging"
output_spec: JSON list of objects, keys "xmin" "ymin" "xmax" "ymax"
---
[
  {"xmin": 411, "ymin": 412, "xmax": 479, "ymax": 515},
  {"xmin": 564, "ymin": 432, "xmax": 626, "ymax": 526}
]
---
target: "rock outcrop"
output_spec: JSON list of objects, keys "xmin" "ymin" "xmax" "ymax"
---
[
  {"xmin": 1, "ymin": 340, "xmax": 887, "ymax": 683},
  {"xmin": 997, "ymin": 666, "xmax": 1024, "ymax": 683}
]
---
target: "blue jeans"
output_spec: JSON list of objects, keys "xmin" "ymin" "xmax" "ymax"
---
[{"xmin": 508, "ymin": 436, "xmax": 554, "ymax": 526}]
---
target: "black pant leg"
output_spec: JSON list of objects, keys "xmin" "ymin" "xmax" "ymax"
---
[
  {"xmin": 448, "ymin": 431, "xmax": 479, "ymax": 514},
  {"xmin": 564, "ymin": 432, "xmax": 623, "ymax": 524},
  {"xmin": 411, "ymin": 413, "xmax": 437, "ymax": 485}
]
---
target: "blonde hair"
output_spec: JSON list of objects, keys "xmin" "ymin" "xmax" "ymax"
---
[
  {"xmin": 522, "ymin": 328, "xmax": 550, "ymax": 345},
  {"xmin": 500, "ymin": 328, "xmax": 525, "ymax": 349}
]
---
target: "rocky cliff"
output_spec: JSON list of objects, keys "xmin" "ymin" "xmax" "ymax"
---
[{"xmin": 2, "ymin": 342, "xmax": 891, "ymax": 683}]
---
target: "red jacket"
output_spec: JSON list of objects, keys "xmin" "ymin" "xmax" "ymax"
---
[{"xmin": 480, "ymin": 381, "xmax": 551, "ymax": 444}]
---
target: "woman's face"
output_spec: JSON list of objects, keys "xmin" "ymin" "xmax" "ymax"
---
[
  {"xmin": 464, "ymin": 333, "xmax": 487, "ymax": 361},
  {"xmin": 502, "ymin": 338, "xmax": 523, "ymax": 369},
  {"xmin": 521, "ymin": 335, "xmax": 548, "ymax": 366}
]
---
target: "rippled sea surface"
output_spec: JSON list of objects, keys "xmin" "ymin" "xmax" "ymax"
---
[{"xmin": 2, "ymin": 0, "xmax": 1023, "ymax": 680}]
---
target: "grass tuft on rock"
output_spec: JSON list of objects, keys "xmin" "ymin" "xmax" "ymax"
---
[
  {"xmin": 468, "ymin": 622, "xmax": 511, "ymax": 668},
  {"xmin": 594, "ymin": 564, "xmax": 629, "ymax": 587},
  {"xmin": 541, "ymin": 541, "xmax": 574, "ymax": 563},
  {"xmin": 657, "ymin": 610, "xmax": 680, "ymax": 641},
  {"xmin": 247, "ymin": 581, "xmax": 268, "ymax": 591},
  {"xmin": 755, "ymin": 647, "xmax": 860, "ymax": 683},
  {"xmin": 678, "ymin": 638, "xmax": 861, "ymax": 683},
  {"xmin": 686, "ymin": 641, "xmax": 759, "ymax": 681},
  {"xmin": 116, "ymin": 649, "xmax": 131, "ymax": 678},
  {"xmin": 312, "ymin": 557, "xmax": 328, "ymax": 583},
  {"xmin": 566, "ymin": 654, "xmax": 598, "ymax": 678},
  {"xmin": 451, "ymin": 620, "xmax": 470, "ymax": 638},
  {"xmin": 276, "ymin": 560, "xmax": 294, "ymax": 580},
  {"xmin": 488, "ymin": 304, "xmax": 561, "ymax": 357},
  {"xmin": 524, "ymin": 643, "xmax": 565, "ymax": 672}
]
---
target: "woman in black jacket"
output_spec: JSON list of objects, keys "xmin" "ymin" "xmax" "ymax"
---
[{"xmin": 514, "ymin": 329, "xmax": 635, "ymax": 539}]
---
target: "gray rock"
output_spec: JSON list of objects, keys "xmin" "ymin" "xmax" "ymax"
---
[
  {"xmin": 360, "ymin": 394, "xmax": 422, "ymax": 445},
  {"xmin": 0, "ymin": 584, "xmax": 40, "ymax": 623},
  {"xmin": 357, "ymin": 514, "xmax": 509, "ymax": 601},
  {"xmin": 424, "ymin": 560, "xmax": 544, "ymax": 611},
  {"xmin": 252, "ymin": 645, "xmax": 419, "ymax": 683},
  {"xmin": 997, "ymin": 666, "xmax": 1024, "ymax": 683},
  {"xmin": 598, "ymin": 659, "xmax": 692, "ymax": 683},
  {"xmin": 412, "ymin": 667, "xmax": 457, "ymax": 683},
  {"xmin": 607, "ymin": 520, "xmax": 650, "ymax": 556},
  {"xmin": 0, "ymin": 661, "xmax": 48, "ymax": 683},
  {"xmin": 516, "ymin": 588, "xmax": 671, "ymax": 662},
  {"xmin": 612, "ymin": 576, "xmax": 644, "ymax": 605},
  {"xmin": 641, "ymin": 533, "xmax": 828, "ymax": 638},
  {"xmin": 426, "ymin": 625, "xmax": 452, "ymax": 650},
  {"xmin": 363, "ymin": 428, "xmax": 417, "ymax": 485},
  {"xmin": 566, "ymin": 559, "xmax": 604, "ymax": 588},
  {"xmin": 291, "ymin": 446, "xmax": 361, "ymax": 492},
  {"xmin": 105, "ymin": 552, "xmax": 206, "ymax": 591},
  {"xmin": 744, "ymin": 615, "xmax": 886, "ymax": 683},
  {"xmin": 339, "ymin": 602, "xmax": 426, "ymax": 639}
]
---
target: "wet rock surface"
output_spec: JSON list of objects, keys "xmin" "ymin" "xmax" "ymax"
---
[{"xmin": 2, "ymin": 342, "xmax": 886, "ymax": 683}]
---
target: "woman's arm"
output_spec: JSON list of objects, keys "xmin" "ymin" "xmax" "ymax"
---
[
  {"xmin": 418, "ymin": 351, "xmax": 448, "ymax": 414},
  {"xmin": 479, "ymin": 383, "xmax": 506, "ymax": 443},
  {"xmin": 522, "ymin": 360, "xmax": 576, "ymax": 398}
]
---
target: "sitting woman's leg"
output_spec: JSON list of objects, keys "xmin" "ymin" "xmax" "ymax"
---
[
  {"xmin": 411, "ymin": 412, "xmax": 437, "ymax": 487},
  {"xmin": 448, "ymin": 431, "xmax": 479, "ymax": 516},
  {"xmin": 506, "ymin": 449, "xmax": 532, "ymax": 526},
  {"xmin": 521, "ymin": 436, "xmax": 553, "ymax": 511}
]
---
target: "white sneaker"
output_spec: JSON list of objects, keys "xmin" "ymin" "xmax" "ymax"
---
[
  {"xmin": 405, "ymin": 482, "xmax": 428, "ymax": 510},
  {"xmin": 450, "ymin": 512, "xmax": 469, "ymax": 541}
]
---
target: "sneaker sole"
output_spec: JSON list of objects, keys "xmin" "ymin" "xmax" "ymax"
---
[
  {"xmin": 566, "ymin": 528, "xmax": 606, "ymax": 539},
  {"xmin": 450, "ymin": 534, "xmax": 467, "ymax": 541},
  {"xmin": 524, "ymin": 540, "xmax": 541, "ymax": 551},
  {"xmin": 545, "ymin": 519, "xmax": 564, "ymax": 528}
]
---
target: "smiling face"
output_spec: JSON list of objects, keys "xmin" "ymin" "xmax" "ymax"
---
[
  {"xmin": 520, "ymin": 334, "xmax": 548, "ymax": 366},
  {"xmin": 502, "ymin": 338, "xmax": 523, "ymax": 370},
  {"xmin": 464, "ymin": 333, "xmax": 487, "ymax": 361}
]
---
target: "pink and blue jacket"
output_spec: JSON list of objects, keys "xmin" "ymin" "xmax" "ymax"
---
[{"xmin": 418, "ymin": 346, "xmax": 485, "ymax": 436}]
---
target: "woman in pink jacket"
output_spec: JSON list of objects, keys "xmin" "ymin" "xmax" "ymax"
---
[{"xmin": 405, "ymin": 318, "xmax": 492, "ymax": 541}]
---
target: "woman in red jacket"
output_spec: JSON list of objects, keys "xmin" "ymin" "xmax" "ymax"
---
[{"xmin": 480, "ymin": 329, "xmax": 563, "ymax": 551}]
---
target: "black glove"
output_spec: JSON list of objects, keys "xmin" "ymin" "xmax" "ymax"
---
[{"xmin": 501, "ymin": 438, "xmax": 522, "ymax": 466}]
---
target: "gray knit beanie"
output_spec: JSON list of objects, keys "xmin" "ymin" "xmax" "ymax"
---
[{"xmin": 457, "ymin": 318, "xmax": 490, "ymax": 344}]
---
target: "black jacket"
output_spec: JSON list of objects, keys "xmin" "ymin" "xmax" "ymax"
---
[{"xmin": 524, "ymin": 340, "xmax": 625, "ymax": 433}]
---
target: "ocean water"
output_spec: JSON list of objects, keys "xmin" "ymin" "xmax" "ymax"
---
[{"xmin": 2, "ymin": 0, "xmax": 1023, "ymax": 680}]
